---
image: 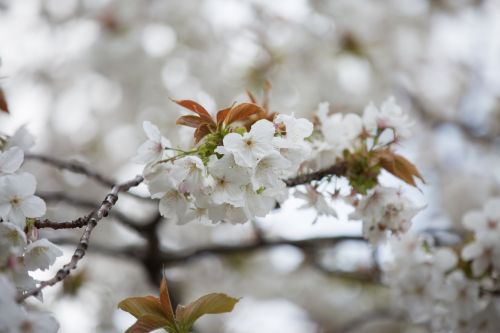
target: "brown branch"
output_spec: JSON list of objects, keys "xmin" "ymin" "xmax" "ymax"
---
[
  {"xmin": 17, "ymin": 175, "xmax": 144, "ymax": 303},
  {"xmin": 157, "ymin": 235, "xmax": 363, "ymax": 265},
  {"xmin": 24, "ymin": 153, "xmax": 149, "ymax": 200},
  {"xmin": 285, "ymin": 162, "xmax": 347, "ymax": 187},
  {"xmin": 36, "ymin": 191, "xmax": 147, "ymax": 231}
]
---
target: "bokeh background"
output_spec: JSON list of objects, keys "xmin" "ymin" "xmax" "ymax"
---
[{"xmin": 1, "ymin": 0, "xmax": 500, "ymax": 332}]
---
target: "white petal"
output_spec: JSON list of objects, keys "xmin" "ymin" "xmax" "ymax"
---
[
  {"xmin": 24, "ymin": 239, "xmax": 63, "ymax": 271},
  {"xmin": 20, "ymin": 195, "xmax": 46, "ymax": 218},
  {"xmin": 143, "ymin": 121, "xmax": 162, "ymax": 141},
  {"xmin": 6, "ymin": 172, "xmax": 37, "ymax": 197},
  {"xmin": 0, "ymin": 147, "xmax": 24, "ymax": 174},
  {"xmin": 5, "ymin": 126, "xmax": 35, "ymax": 151},
  {"xmin": 249, "ymin": 119, "xmax": 275, "ymax": 142}
]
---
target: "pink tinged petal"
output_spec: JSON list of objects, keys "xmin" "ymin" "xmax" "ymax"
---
[
  {"xmin": 20, "ymin": 195, "xmax": 46, "ymax": 218},
  {"xmin": 143, "ymin": 121, "xmax": 162, "ymax": 141},
  {"xmin": 133, "ymin": 140, "xmax": 164, "ymax": 164},
  {"xmin": 0, "ymin": 147, "xmax": 24, "ymax": 174}
]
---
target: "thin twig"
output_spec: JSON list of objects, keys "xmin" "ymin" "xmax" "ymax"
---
[
  {"xmin": 17, "ymin": 175, "xmax": 144, "ymax": 303},
  {"xmin": 36, "ymin": 191, "xmax": 145, "ymax": 231}
]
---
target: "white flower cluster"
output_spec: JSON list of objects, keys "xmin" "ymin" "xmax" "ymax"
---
[
  {"xmin": 383, "ymin": 199, "xmax": 500, "ymax": 333},
  {"xmin": 312, "ymin": 97, "xmax": 413, "ymax": 168},
  {"xmin": 461, "ymin": 197, "xmax": 500, "ymax": 276},
  {"xmin": 350, "ymin": 186, "xmax": 422, "ymax": 244},
  {"xmin": 134, "ymin": 114, "xmax": 313, "ymax": 224},
  {"xmin": 0, "ymin": 127, "xmax": 61, "ymax": 333},
  {"xmin": 0, "ymin": 276, "xmax": 58, "ymax": 333}
]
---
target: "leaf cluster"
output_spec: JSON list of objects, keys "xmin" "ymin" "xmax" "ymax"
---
[
  {"xmin": 118, "ymin": 276, "xmax": 239, "ymax": 333},
  {"xmin": 174, "ymin": 99, "xmax": 264, "ymax": 143}
]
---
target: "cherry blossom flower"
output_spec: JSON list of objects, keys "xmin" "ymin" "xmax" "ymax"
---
[
  {"xmin": 350, "ymin": 186, "xmax": 422, "ymax": 244},
  {"xmin": 272, "ymin": 113, "xmax": 313, "ymax": 154},
  {"xmin": 0, "ymin": 173, "xmax": 46, "ymax": 227},
  {"xmin": 317, "ymin": 102, "xmax": 363, "ymax": 155},
  {"xmin": 23, "ymin": 239, "xmax": 63, "ymax": 271},
  {"xmin": 461, "ymin": 198, "xmax": 500, "ymax": 276},
  {"xmin": 0, "ymin": 222, "xmax": 27, "ymax": 264},
  {"xmin": 294, "ymin": 186, "xmax": 337, "ymax": 222},
  {"xmin": 220, "ymin": 119, "xmax": 275, "ymax": 168},
  {"xmin": 362, "ymin": 97, "xmax": 413, "ymax": 139},
  {"xmin": 206, "ymin": 154, "xmax": 250, "ymax": 207},
  {"xmin": 132, "ymin": 121, "xmax": 172, "ymax": 164}
]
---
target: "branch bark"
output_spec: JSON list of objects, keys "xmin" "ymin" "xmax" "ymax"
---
[{"xmin": 17, "ymin": 175, "xmax": 144, "ymax": 302}]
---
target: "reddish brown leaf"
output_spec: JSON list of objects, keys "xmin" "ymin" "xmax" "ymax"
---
[
  {"xmin": 176, "ymin": 115, "xmax": 205, "ymax": 128},
  {"xmin": 262, "ymin": 80, "xmax": 272, "ymax": 111},
  {"xmin": 0, "ymin": 88, "xmax": 9, "ymax": 113},
  {"xmin": 194, "ymin": 124, "xmax": 211, "ymax": 143},
  {"xmin": 374, "ymin": 149, "xmax": 425, "ymax": 187},
  {"xmin": 223, "ymin": 103, "xmax": 263, "ymax": 127},
  {"xmin": 172, "ymin": 99, "xmax": 214, "ymax": 124},
  {"xmin": 246, "ymin": 90, "xmax": 257, "ymax": 104},
  {"xmin": 216, "ymin": 106, "xmax": 231, "ymax": 127},
  {"xmin": 159, "ymin": 276, "xmax": 176, "ymax": 324},
  {"xmin": 125, "ymin": 314, "xmax": 172, "ymax": 333}
]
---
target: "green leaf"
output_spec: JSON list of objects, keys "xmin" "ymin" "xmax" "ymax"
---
[{"xmin": 175, "ymin": 293, "xmax": 239, "ymax": 332}]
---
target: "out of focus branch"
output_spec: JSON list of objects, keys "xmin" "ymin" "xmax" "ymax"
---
[
  {"xmin": 25, "ymin": 153, "xmax": 149, "ymax": 200},
  {"xmin": 404, "ymin": 89, "xmax": 499, "ymax": 145},
  {"xmin": 17, "ymin": 175, "xmax": 144, "ymax": 302},
  {"xmin": 158, "ymin": 235, "xmax": 363, "ymax": 263}
]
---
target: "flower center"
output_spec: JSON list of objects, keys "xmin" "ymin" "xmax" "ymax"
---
[{"xmin": 10, "ymin": 196, "xmax": 21, "ymax": 206}]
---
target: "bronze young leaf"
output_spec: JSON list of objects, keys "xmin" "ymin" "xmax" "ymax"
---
[{"xmin": 118, "ymin": 276, "xmax": 239, "ymax": 333}]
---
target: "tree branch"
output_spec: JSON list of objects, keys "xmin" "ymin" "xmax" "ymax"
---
[
  {"xmin": 25, "ymin": 153, "xmax": 149, "ymax": 200},
  {"xmin": 36, "ymin": 191, "xmax": 149, "ymax": 231},
  {"xmin": 285, "ymin": 163, "xmax": 347, "ymax": 187},
  {"xmin": 17, "ymin": 175, "xmax": 144, "ymax": 303}
]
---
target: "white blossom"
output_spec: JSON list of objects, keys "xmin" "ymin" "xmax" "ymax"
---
[
  {"xmin": 0, "ymin": 222, "xmax": 27, "ymax": 264},
  {"xmin": 23, "ymin": 239, "xmax": 63, "ymax": 271},
  {"xmin": 220, "ymin": 119, "xmax": 275, "ymax": 168},
  {"xmin": 350, "ymin": 186, "xmax": 422, "ymax": 244},
  {"xmin": 294, "ymin": 186, "xmax": 337, "ymax": 222},
  {"xmin": 272, "ymin": 113, "xmax": 313, "ymax": 155},
  {"xmin": 461, "ymin": 198, "xmax": 500, "ymax": 276},
  {"xmin": 362, "ymin": 97, "xmax": 413, "ymax": 139},
  {"xmin": 316, "ymin": 102, "xmax": 363, "ymax": 156},
  {"xmin": 0, "ymin": 173, "xmax": 46, "ymax": 227},
  {"xmin": 207, "ymin": 154, "xmax": 250, "ymax": 207},
  {"xmin": 133, "ymin": 121, "xmax": 172, "ymax": 164}
]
